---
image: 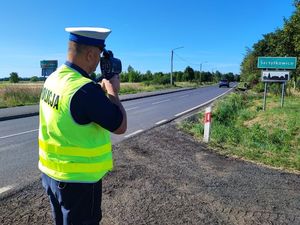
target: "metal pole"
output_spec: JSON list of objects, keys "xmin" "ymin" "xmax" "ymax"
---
[
  {"xmin": 170, "ymin": 46, "xmax": 183, "ymax": 86},
  {"xmin": 281, "ymin": 82, "xmax": 285, "ymax": 108},
  {"xmin": 263, "ymin": 82, "xmax": 267, "ymax": 111},
  {"xmin": 171, "ymin": 50, "xmax": 174, "ymax": 85},
  {"xmin": 199, "ymin": 63, "xmax": 202, "ymax": 83}
]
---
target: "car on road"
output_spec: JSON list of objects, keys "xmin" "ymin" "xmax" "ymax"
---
[{"xmin": 219, "ymin": 79, "xmax": 229, "ymax": 88}]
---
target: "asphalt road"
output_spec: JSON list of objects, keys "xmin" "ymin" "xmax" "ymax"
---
[{"xmin": 0, "ymin": 84, "xmax": 234, "ymax": 195}]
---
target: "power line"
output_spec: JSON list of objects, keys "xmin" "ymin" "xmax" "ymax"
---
[{"xmin": 173, "ymin": 52, "xmax": 200, "ymax": 68}]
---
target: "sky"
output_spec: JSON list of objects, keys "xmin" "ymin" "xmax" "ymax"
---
[{"xmin": 0, "ymin": 0, "xmax": 296, "ymax": 78}]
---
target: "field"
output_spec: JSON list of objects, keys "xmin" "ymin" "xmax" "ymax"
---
[
  {"xmin": 0, "ymin": 81, "xmax": 199, "ymax": 108},
  {"xmin": 0, "ymin": 82, "xmax": 43, "ymax": 108}
]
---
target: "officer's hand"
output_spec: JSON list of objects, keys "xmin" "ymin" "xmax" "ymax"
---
[
  {"xmin": 101, "ymin": 74, "xmax": 120, "ymax": 95},
  {"xmin": 100, "ymin": 80, "xmax": 106, "ymax": 92}
]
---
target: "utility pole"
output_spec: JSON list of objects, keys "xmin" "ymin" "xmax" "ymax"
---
[
  {"xmin": 199, "ymin": 61, "xmax": 208, "ymax": 83},
  {"xmin": 171, "ymin": 46, "xmax": 184, "ymax": 85}
]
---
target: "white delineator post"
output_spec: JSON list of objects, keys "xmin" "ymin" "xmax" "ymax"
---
[{"xmin": 203, "ymin": 106, "xmax": 212, "ymax": 143}]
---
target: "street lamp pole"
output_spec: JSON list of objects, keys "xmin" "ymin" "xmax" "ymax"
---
[
  {"xmin": 171, "ymin": 46, "xmax": 184, "ymax": 85},
  {"xmin": 199, "ymin": 61, "xmax": 208, "ymax": 83}
]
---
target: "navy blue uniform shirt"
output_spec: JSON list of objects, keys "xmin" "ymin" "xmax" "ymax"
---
[{"xmin": 65, "ymin": 61, "xmax": 123, "ymax": 132}]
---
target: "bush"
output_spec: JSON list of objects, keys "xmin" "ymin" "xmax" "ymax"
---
[
  {"xmin": 213, "ymin": 93, "xmax": 244, "ymax": 124},
  {"xmin": 238, "ymin": 108, "xmax": 256, "ymax": 121},
  {"xmin": 296, "ymin": 80, "xmax": 300, "ymax": 91},
  {"xmin": 268, "ymin": 83, "xmax": 282, "ymax": 95},
  {"xmin": 252, "ymin": 82, "xmax": 265, "ymax": 93},
  {"xmin": 150, "ymin": 75, "xmax": 170, "ymax": 85}
]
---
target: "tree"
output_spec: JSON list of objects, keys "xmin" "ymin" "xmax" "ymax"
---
[
  {"xmin": 143, "ymin": 70, "xmax": 153, "ymax": 81},
  {"xmin": 120, "ymin": 72, "xmax": 129, "ymax": 82},
  {"xmin": 30, "ymin": 76, "xmax": 39, "ymax": 82},
  {"xmin": 127, "ymin": 65, "xmax": 141, "ymax": 82},
  {"xmin": 213, "ymin": 70, "xmax": 222, "ymax": 82},
  {"xmin": 240, "ymin": 47, "xmax": 260, "ymax": 84},
  {"xmin": 282, "ymin": 3, "xmax": 300, "ymax": 88},
  {"xmin": 127, "ymin": 65, "xmax": 134, "ymax": 73},
  {"xmin": 152, "ymin": 73, "xmax": 169, "ymax": 85},
  {"xmin": 184, "ymin": 66, "xmax": 195, "ymax": 81},
  {"xmin": 9, "ymin": 72, "xmax": 19, "ymax": 83},
  {"xmin": 224, "ymin": 72, "xmax": 235, "ymax": 82},
  {"xmin": 240, "ymin": 2, "xmax": 300, "ymax": 89},
  {"xmin": 175, "ymin": 71, "xmax": 183, "ymax": 82}
]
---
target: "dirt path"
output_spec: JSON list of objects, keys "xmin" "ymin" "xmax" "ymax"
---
[{"xmin": 1, "ymin": 122, "xmax": 299, "ymax": 224}]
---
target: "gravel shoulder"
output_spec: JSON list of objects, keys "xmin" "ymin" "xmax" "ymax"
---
[{"xmin": 1, "ymin": 121, "xmax": 299, "ymax": 225}]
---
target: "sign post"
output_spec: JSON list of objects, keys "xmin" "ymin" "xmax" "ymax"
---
[
  {"xmin": 281, "ymin": 83, "xmax": 285, "ymax": 108},
  {"xmin": 263, "ymin": 82, "xmax": 267, "ymax": 111},
  {"xmin": 257, "ymin": 57, "xmax": 296, "ymax": 110}
]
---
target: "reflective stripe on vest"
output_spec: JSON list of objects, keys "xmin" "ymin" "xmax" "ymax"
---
[{"xmin": 38, "ymin": 65, "xmax": 113, "ymax": 182}]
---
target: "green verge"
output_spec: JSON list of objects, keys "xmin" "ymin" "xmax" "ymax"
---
[{"xmin": 179, "ymin": 91, "xmax": 300, "ymax": 172}]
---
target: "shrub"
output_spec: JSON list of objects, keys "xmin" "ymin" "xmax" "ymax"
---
[{"xmin": 213, "ymin": 93, "xmax": 244, "ymax": 124}]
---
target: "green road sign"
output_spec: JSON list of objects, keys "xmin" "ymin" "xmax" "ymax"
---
[
  {"xmin": 257, "ymin": 57, "xmax": 297, "ymax": 69},
  {"xmin": 40, "ymin": 60, "xmax": 58, "ymax": 69}
]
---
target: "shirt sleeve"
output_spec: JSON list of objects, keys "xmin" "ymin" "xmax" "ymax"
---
[{"xmin": 70, "ymin": 82, "xmax": 123, "ymax": 132}]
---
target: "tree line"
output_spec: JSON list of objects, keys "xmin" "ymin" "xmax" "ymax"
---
[
  {"xmin": 0, "ymin": 72, "xmax": 43, "ymax": 83},
  {"xmin": 240, "ymin": 0, "xmax": 300, "ymax": 91},
  {"xmin": 1, "ymin": 67, "xmax": 239, "ymax": 85},
  {"xmin": 119, "ymin": 65, "xmax": 239, "ymax": 85}
]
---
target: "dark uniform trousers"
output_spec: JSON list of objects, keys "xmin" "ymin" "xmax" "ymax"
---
[{"xmin": 42, "ymin": 173, "xmax": 102, "ymax": 225}]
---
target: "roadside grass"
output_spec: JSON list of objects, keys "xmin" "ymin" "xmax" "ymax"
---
[
  {"xmin": 119, "ymin": 82, "xmax": 175, "ymax": 95},
  {"xmin": 180, "ymin": 91, "xmax": 300, "ymax": 172},
  {"xmin": 0, "ymin": 81, "xmax": 204, "ymax": 108},
  {"xmin": 0, "ymin": 83, "xmax": 43, "ymax": 108}
]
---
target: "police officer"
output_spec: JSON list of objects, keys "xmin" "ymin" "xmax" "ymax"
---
[{"xmin": 39, "ymin": 27, "xmax": 127, "ymax": 225}]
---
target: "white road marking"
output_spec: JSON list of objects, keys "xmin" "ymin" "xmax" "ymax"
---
[
  {"xmin": 152, "ymin": 99, "xmax": 170, "ymax": 105},
  {"xmin": 174, "ymin": 88, "xmax": 233, "ymax": 117},
  {"xmin": 178, "ymin": 94, "xmax": 189, "ymax": 98},
  {"xmin": 0, "ymin": 129, "xmax": 39, "ymax": 139},
  {"xmin": 155, "ymin": 119, "xmax": 167, "ymax": 125},
  {"xmin": 124, "ymin": 129, "xmax": 143, "ymax": 138},
  {"xmin": 126, "ymin": 106, "xmax": 139, "ymax": 111},
  {"xmin": 0, "ymin": 185, "xmax": 14, "ymax": 194}
]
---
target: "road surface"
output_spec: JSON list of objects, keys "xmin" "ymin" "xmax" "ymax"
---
[{"xmin": 0, "ymin": 85, "xmax": 233, "ymax": 195}]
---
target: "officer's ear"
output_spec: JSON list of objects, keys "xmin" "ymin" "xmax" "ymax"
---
[
  {"xmin": 86, "ymin": 46, "xmax": 99, "ymax": 63},
  {"xmin": 86, "ymin": 48, "xmax": 94, "ymax": 62}
]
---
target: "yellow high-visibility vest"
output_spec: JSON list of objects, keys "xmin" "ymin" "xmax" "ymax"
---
[{"xmin": 38, "ymin": 65, "xmax": 113, "ymax": 182}]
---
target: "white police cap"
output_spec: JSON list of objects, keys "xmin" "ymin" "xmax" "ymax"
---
[{"xmin": 65, "ymin": 27, "xmax": 111, "ymax": 47}]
